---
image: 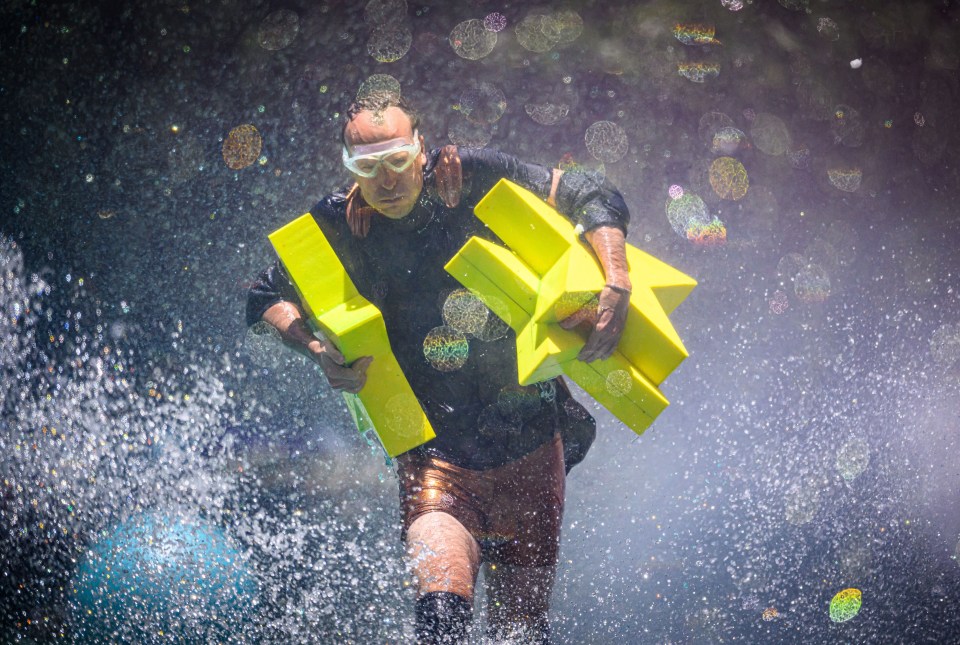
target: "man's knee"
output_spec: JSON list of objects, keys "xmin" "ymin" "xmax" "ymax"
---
[{"xmin": 406, "ymin": 512, "xmax": 481, "ymax": 600}]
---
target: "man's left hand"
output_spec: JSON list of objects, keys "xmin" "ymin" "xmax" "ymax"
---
[{"xmin": 559, "ymin": 285, "xmax": 630, "ymax": 362}]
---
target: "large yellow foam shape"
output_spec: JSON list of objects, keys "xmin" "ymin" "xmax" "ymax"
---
[
  {"xmin": 269, "ymin": 214, "xmax": 435, "ymax": 457},
  {"xmin": 446, "ymin": 179, "xmax": 696, "ymax": 436}
]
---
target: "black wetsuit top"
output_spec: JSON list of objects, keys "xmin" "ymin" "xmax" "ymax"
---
[{"xmin": 246, "ymin": 148, "xmax": 630, "ymax": 470}]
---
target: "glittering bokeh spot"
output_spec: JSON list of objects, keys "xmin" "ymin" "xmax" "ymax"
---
[
  {"xmin": 750, "ymin": 113, "xmax": 791, "ymax": 156},
  {"xmin": 585, "ymin": 121, "xmax": 628, "ymax": 163},
  {"xmin": 687, "ymin": 217, "xmax": 727, "ymax": 247},
  {"xmin": 442, "ymin": 289, "xmax": 489, "ymax": 336},
  {"xmin": 458, "ymin": 83, "xmax": 506, "ymax": 125},
  {"xmin": 363, "ymin": 0, "xmax": 407, "ymax": 25},
  {"xmin": 794, "ymin": 263, "xmax": 831, "ymax": 303},
  {"xmin": 384, "ymin": 393, "xmax": 427, "ymax": 439},
  {"xmin": 709, "ymin": 157, "xmax": 749, "ymax": 200},
  {"xmin": 678, "ymin": 62, "xmax": 721, "ymax": 83},
  {"xmin": 554, "ymin": 291, "xmax": 598, "ymax": 325},
  {"xmin": 222, "ymin": 124, "xmax": 262, "ymax": 170},
  {"xmin": 827, "ymin": 167, "xmax": 862, "ymax": 192},
  {"xmin": 711, "ymin": 126, "xmax": 749, "ymax": 155},
  {"xmin": 605, "ymin": 370, "xmax": 632, "ymax": 397},
  {"xmin": 836, "ymin": 438, "xmax": 870, "ymax": 481},
  {"xmin": 478, "ymin": 403, "xmax": 522, "ymax": 439},
  {"xmin": 258, "ymin": 10, "xmax": 300, "ymax": 51},
  {"xmin": 368, "ymin": 23, "xmax": 412, "ymax": 62},
  {"xmin": 830, "ymin": 588, "xmax": 862, "ymax": 623},
  {"xmin": 667, "ymin": 193, "xmax": 709, "ymax": 237},
  {"xmin": 423, "ymin": 325, "xmax": 469, "ymax": 371},
  {"xmin": 929, "ymin": 323, "xmax": 960, "ymax": 367},
  {"xmin": 497, "ymin": 385, "xmax": 542, "ymax": 421},
  {"xmin": 483, "ymin": 12, "xmax": 507, "ymax": 33},
  {"xmin": 449, "ymin": 19, "xmax": 498, "ymax": 60},
  {"xmin": 673, "ymin": 23, "xmax": 720, "ymax": 46},
  {"xmin": 357, "ymin": 74, "xmax": 402, "ymax": 104},
  {"xmin": 525, "ymin": 103, "xmax": 570, "ymax": 126}
]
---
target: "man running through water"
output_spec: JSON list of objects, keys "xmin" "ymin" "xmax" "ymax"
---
[{"xmin": 247, "ymin": 95, "xmax": 633, "ymax": 644}]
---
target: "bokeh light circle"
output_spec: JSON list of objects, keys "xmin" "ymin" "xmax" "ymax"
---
[
  {"xmin": 836, "ymin": 438, "xmax": 870, "ymax": 481},
  {"xmin": 258, "ymin": 10, "xmax": 300, "ymax": 51},
  {"xmin": 448, "ymin": 119, "xmax": 492, "ymax": 148},
  {"xmin": 827, "ymin": 167, "xmax": 862, "ymax": 192},
  {"xmin": 605, "ymin": 370, "xmax": 632, "ymax": 397},
  {"xmin": 497, "ymin": 385, "xmax": 542, "ymax": 421},
  {"xmin": 458, "ymin": 83, "xmax": 507, "ymax": 125},
  {"xmin": 749, "ymin": 113, "xmax": 791, "ymax": 156},
  {"xmin": 794, "ymin": 263, "xmax": 831, "ymax": 303},
  {"xmin": 551, "ymin": 10, "xmax": 584, "ymax": 44},
  {"xmin": 483, "ymin": 12, "xmax": 507, "ymax": 33},
  {"xmin": 708, "ymin": 157, "xmax": 749, "ymax": 200},
  {"xmin": 678, "ymin": 62, "xmax": 721, "ymax": 83},
  {"xmin": 478, "ymin": 404, "xmax": 522, "ymax": 439},
  {"xmin": 222, "ymin": 124, "xmax": 262, "ymax": 170},
  {"xmin": 357, "ymin": 74, "xmax": 401, "ymax": 104},
  {"xmin": 384, "ymin": 393, "xmax": 426, "ymax": 439},
  {"xmin": 784, "ymin": 480, "xmax": 820, "ymax": 525},
  {"xmin": 363, "ymin": 0, "xmax": 407, "ymax": 25},
  {"xmin": 585, "ymin": 121, "xmax": 628, "ymax": 163},
  {"xmin": 243, "ymin": 321, "xmax": 282, "ymax": 368},
  {"xmin": 711, "ymin": 126, "xmax": 748, "ymax": 155},
  {"xmin": 367, "ymin": 24, "xmax": 412, "ymax": 62},
  {"xmin": 442, "ymin": 289, "xmax": 489, "ymax": 336},
  {"xmin": 829, "ymin": 588, "xmax": 862, "ymax": 623},
  {"xmin": 929, "ymin": 323, "xmax": 960, "ymax": 367},
  {"xmin": 515, "ymin": 14, "xmax": 557, "ymax": 53},
  {"xmin": 423, "ymin": 326, "xmax": 469, "ymax": 372},
  {"xmin": 698, "ymin": 111, "xmax": 736, "ymax": 145},
  {"xmin": 472, "ymin": 294, "xmax": 511, "ymax": 342},
  {"xmin": 449, "ymin": 19, "xmax": 498, "ymax": 60},
  {"xmin": 817, "ymin": 17, "xmax": 840, "ymax": 41},
  {"xmin": 667, "ymin": 193, "xmax": 709, "ymax": 237},
  {"xmin": 525, "ymin": 103, "xmax": 570, "ymax": 125}
]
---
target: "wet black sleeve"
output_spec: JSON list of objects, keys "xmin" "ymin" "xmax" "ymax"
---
[
  {"xmin": 245, "ymin": 260, "xmax": 300, "ymax": 327},
  {"xmin": 459, "ymin": 148, "xmax": 630, "ymax": 235}
]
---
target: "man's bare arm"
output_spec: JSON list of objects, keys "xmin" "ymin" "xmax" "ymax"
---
[{"xmin": 261, "ymin": 301, "xmax": 373, "ymax": 393}]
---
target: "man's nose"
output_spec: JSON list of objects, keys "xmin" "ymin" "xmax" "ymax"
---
[{"xmin": 379, "ymin": 168, "xmax": 399, "ymax": 189}]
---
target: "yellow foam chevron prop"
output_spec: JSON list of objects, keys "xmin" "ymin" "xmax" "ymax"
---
[
  {"xmin": 445, "ymin": 179, "xmax": 696, "ymax": 435},
  {"xmin": 269, "ymin": 214, "xmax": 435, "ymax": 457}
]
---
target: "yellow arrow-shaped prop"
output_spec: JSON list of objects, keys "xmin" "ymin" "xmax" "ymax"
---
[
  {"xmin": 269, "ymin": 214, "xmax": 435, "ymax": 458},
  {"xmin": 445, "ymin": 179, "xmax": 696, "ymax": 435}
]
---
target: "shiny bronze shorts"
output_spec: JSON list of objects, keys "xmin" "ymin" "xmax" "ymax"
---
[{"xmin": 397, "ymin": 434, "xmax": 566, "ymax": 568}]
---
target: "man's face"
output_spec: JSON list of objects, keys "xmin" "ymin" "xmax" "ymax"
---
[{"xmin": 343, "ymin": 106, "xmax": 426, "ymax": 219}]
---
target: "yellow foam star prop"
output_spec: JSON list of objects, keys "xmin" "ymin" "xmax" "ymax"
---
[
  {"xmin": 269, "ymin": 214, "xmax": 435, "ymax": 458},
  {"xmin": 445, "ymin": 179, "xmax": 696, "ymax": 435}
]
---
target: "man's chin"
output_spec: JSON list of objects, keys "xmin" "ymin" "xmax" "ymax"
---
[{"xmin": 375, "ymin": 200, "xmax": 415, "ymax": 219}]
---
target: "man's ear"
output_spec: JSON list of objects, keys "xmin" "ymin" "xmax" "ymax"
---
[{"xmin": 419, "ymin": 134, "xmax": 427, "ymax": 164}]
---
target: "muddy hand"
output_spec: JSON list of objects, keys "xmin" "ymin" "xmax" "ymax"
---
[{"xmin": 577, "ymin": 286, "xmax": 629, "ymax": 363}]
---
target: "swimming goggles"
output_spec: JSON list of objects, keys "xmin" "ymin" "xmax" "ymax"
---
[{"xmin": 342, "ymin": 131, "xmax": 421, "ymax": 178}]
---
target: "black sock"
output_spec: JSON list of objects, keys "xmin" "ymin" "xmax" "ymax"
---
[{"xmin": 415, "ymin": 591, "xmax": 473, "ymax": 644}]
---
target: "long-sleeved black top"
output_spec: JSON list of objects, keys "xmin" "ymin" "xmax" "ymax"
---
[{"xmin": 247, "ymin": 147, "xmax": 630, "ymax": 470}]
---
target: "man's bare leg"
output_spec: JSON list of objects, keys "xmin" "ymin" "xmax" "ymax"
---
[
  {"xmin": 484, "ymin": 562, "xmax": 556, "ymax": 643},
  {"xmin": 406, "ymin": 511, "xmax": 481, "ymax": 644}
]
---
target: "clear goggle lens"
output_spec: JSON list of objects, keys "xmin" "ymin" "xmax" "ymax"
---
[{"xmin": 342, "ymin": 132, "xmax": 420, "ymax": 178}]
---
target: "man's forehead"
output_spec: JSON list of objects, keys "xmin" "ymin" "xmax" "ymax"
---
[{"xmin": 345, "ymin": 107, "xmax": 414, "ymax": 146}]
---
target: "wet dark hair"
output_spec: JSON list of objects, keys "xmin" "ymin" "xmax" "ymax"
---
[{"xmin": 340, "ymin": 94, "xmax": 421, "ymax": 148}]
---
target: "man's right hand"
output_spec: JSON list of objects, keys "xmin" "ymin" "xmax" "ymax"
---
[
  {"xmin": 262, "ymin": 301, "xmax": 373, "ymax": 394},
  {"xmin": 307, "ymin": 338, "xmax": 373, "ymax": 394}
]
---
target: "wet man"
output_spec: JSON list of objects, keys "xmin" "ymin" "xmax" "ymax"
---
[{"xmin": 246, "ymin": 96, "xmax": 633, "ymax": 644}]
